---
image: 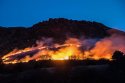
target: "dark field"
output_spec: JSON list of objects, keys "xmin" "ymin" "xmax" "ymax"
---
[{"xmin": 0, "ymin": 59, "xmax": 125, "ymax": 83}]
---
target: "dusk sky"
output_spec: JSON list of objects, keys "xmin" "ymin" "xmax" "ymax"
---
[{"xmin": 0, "ymin": 0, "xmax": 125, "ymax": 31}]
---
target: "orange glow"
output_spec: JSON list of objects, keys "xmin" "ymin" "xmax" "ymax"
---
[
  {"xmin": 51, "ymin": 44, "xmax": 81, "ymax": 60},
  {"xmin": 2, "ymin": 37, "xmax": 119, "ymax": 64}
]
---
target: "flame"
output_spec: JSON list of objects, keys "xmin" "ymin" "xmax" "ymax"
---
[
  {"xmin": 51, "ymin": 44, "xmax": 81, "ymax": 60},
  {"xmin": 89, "ymin": 39, "xmax": 113, "ymax": 60},
  {"xmin": 2, "ymin": 36, "xmax": 124, "ymax": 64}
]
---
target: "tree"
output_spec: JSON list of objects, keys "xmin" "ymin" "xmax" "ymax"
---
[
  {"xmin": 111, "ymin": 51, "xmax": 125, "ymax": 70},
  {"xmin": 112, "ymin": 51, "xmax": 125, "ymax": 60}
]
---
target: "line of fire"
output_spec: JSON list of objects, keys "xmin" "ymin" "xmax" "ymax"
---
[{"xmin": 2, "ymin": 37, "xmax": 120, "ymax": 64}]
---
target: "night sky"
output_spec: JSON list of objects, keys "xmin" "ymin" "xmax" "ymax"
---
[{"xmin": 0, "ymin": 0, "xmax": 125, "ymax": 31}]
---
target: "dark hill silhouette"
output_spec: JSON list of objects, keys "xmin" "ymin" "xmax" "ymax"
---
[
  {"xmin": 0, "ymin": 18, "xmax": 124, "ymax": 56},
  {"xmin": 1, "ymin": 18, "xmax": 125, "ymax": 83}
]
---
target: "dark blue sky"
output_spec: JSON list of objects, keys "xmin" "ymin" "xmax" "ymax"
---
[{"xmin": 0, "ymin": 0, "xmax": 125, "ymax": 30}]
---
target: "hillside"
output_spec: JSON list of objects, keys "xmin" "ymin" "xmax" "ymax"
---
[
  {"xmin": 0, "ymin": 18, "xmax": 125, "ymax": 83},
  {"xmin": 0, "ymin": 18, "xmax": 113, "ymax": 56}
]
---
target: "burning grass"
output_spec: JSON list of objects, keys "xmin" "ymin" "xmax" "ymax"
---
[{"xmin": 2, "ymin": 34, "xmax": 125, "ymax": 64}]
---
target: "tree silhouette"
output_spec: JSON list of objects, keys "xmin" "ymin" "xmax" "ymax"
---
[
  {"xmin": 112, "ymin": 51, "xmax": 125, "ymax": 60},
  {"xmin": 111, "ymin": 51, "xmax": 125, "ymax": 70}
]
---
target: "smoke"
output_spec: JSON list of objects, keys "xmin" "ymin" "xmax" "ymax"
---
[
  {"xmin": 2, "ymin": 34, "xmax": 125, "ymax": 64},
  {"xmin": 80, "ymin": 38, "xmax": 98, "ymax": 50},
  {"xmin": 36, "ymin": 37, "xmax": 54, "ymax": 47},
  {"xmin": 88, "ymin": 34, "xmax": 125, "ymax": 59}
]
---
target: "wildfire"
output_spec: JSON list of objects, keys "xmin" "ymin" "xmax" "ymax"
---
[{"xmin": 2, "ymin": 35, "xmax": 125, "ymax": 64}]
